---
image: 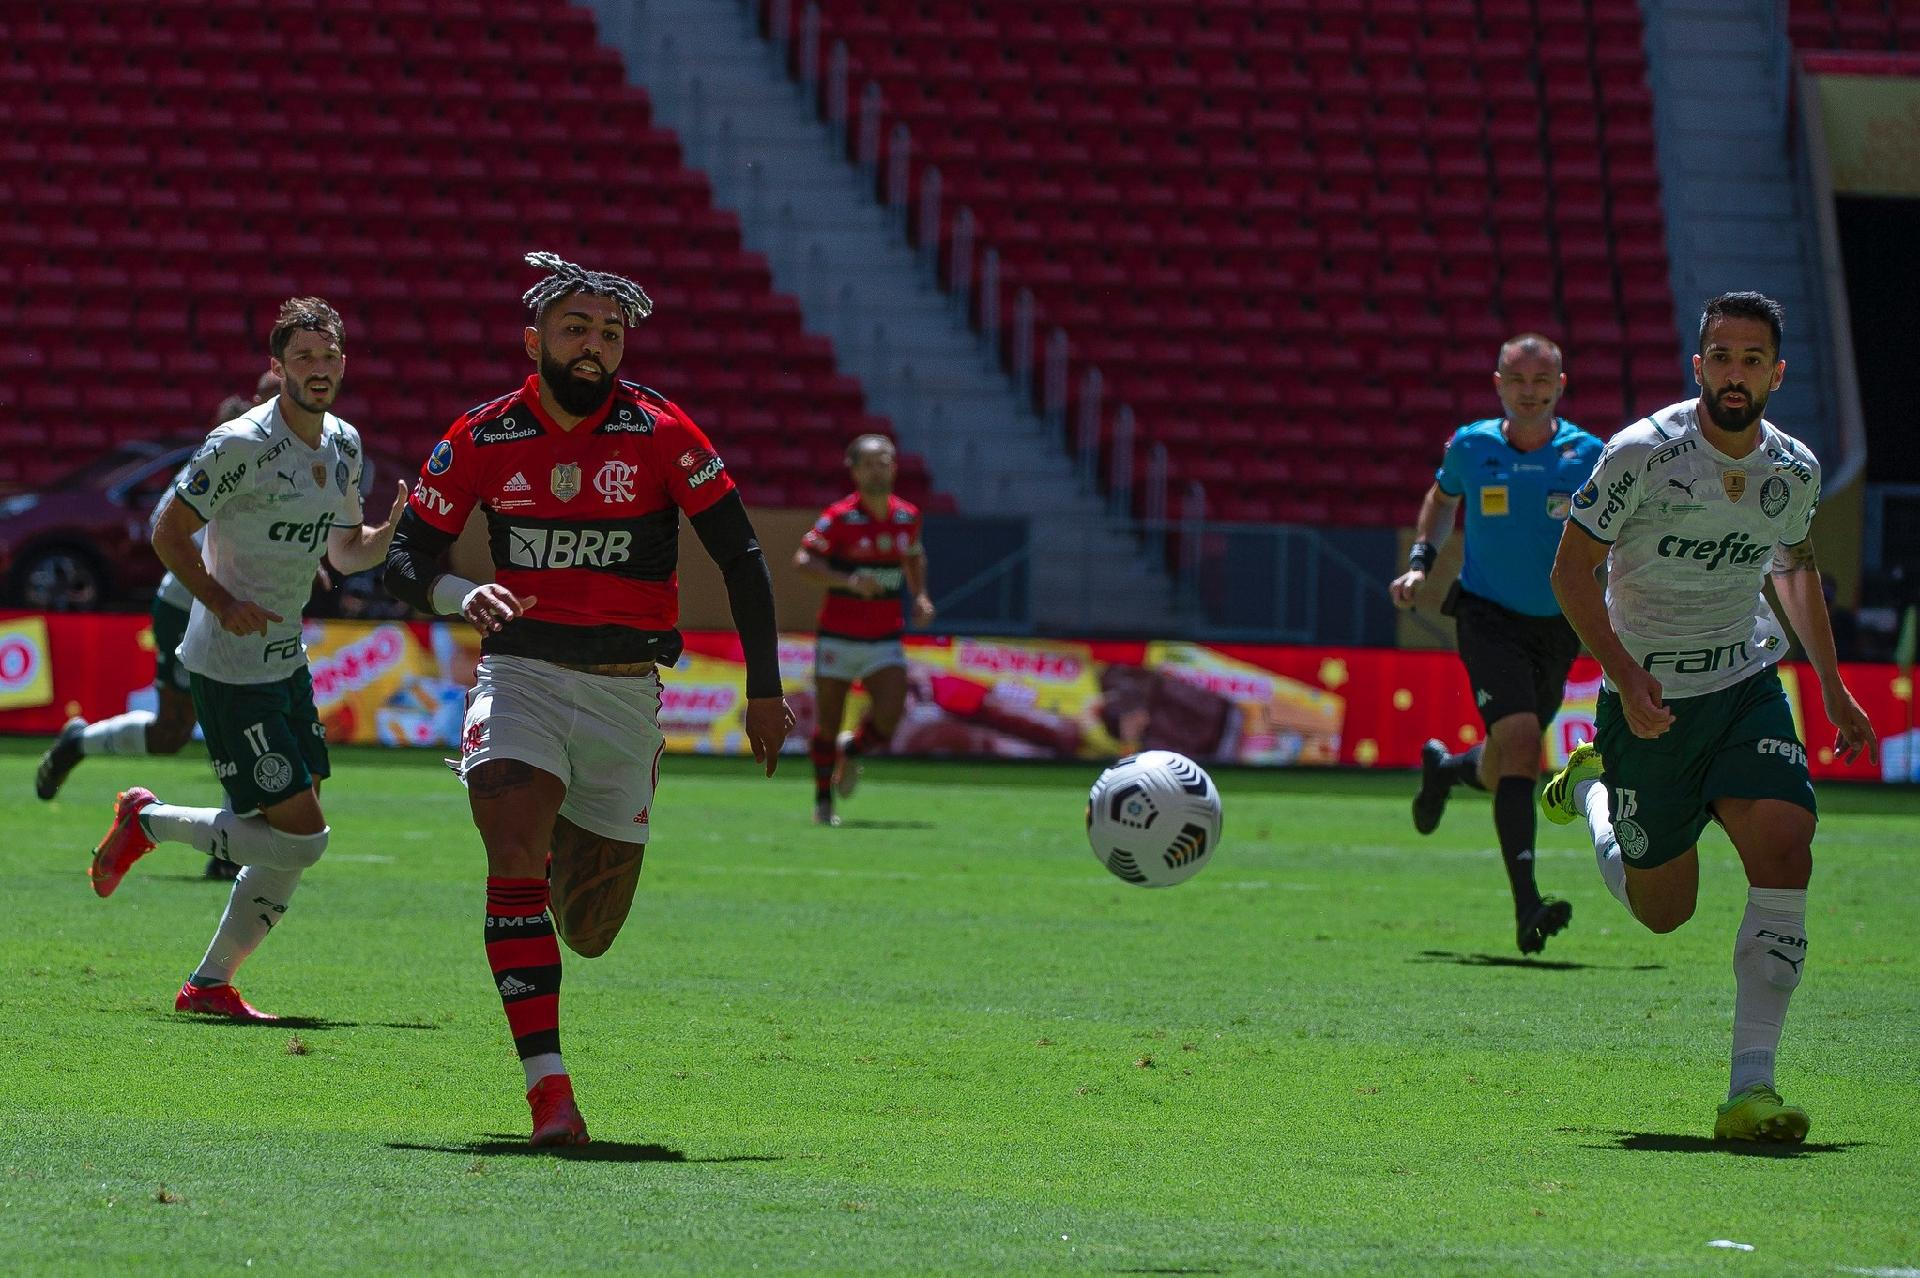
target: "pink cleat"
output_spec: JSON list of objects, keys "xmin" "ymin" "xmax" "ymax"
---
[
  {"xmin": 90, "ymin": 788, "xmax": 158, "ymax": 898},
  {"xmin": 175, "ymin": 981, "xmax": 280, "ymax": 1022},
  {"xmin": 527, "ymin": 1074, "xmax": 590, "ymax": 1148}
]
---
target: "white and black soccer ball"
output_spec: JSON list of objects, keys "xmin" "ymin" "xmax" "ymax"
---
[{"xmin": 1085, "ymin": 751, "xmax": 1222, "ymax": 888}]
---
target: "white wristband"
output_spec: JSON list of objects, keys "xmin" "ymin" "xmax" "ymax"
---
[{"xmin": 428, "ymin": 574, "xmax": 482, "ymax": 616}]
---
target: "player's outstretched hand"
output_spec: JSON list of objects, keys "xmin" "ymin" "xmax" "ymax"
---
[
  {"xmin": 912, "ymin": 593, "xmax": 937, "ymax": 627},
  {"xmin": 1617, "ymin": 667, "xmax": 1674, "ymax": 738},
  {"xmin": 1388, "ymin": 569, "xmax": 1425, "ymax": 609},
  {"xmin": 217, "ymin": 598, "xmax": 283, "ymax": 637},
  {"xmin": 375, "ymin": 480, "xmax": 409, "ymax": 537},
  {"xmin": 460, "ymin": 584, "xmax": 537, "ymax": 635},
  {"xmin": 744, "ymin": 696, "xmax": 795, "ymax": 777},
  {"xmin": 1825, "ymin": 684, "xmax": 1879, "ymax": 765}
]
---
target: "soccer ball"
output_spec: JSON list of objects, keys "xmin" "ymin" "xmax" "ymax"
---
[{"xmin": 1085, "ymin": 751, "xmax": 1222, "ymax": 887}]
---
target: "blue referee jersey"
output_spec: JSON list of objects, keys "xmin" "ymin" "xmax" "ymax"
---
[{"xmin": 1435, "ymin": 418, "xmax": 1603, "ymax": 617}]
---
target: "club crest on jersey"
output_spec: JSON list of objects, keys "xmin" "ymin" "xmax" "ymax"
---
[
  {"xmin": 551, "ymin": 462, "xmax": 582, "ymax": 502},
  {"xmin": 1721, "ymin": 471, "xmax": 1747, "ymax": 503},
  {"xmin": 594, "ymin": 459, "xmax": 637, "ymax": 503},
  {"xmin": 1760, "ymin": 475, "xmax": 1789, "ymax": 518},
  {"xmin": 336, "ymin": 461, "xmax": 349, "ymax": 493}
]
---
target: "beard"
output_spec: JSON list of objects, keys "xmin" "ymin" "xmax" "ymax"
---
[
  {"xmin": 1703, "ymin": 384, "xmax": 1767, "ymax": 431},
  {"xmin": 540, "ymin": 346, "xmax": 617, "ymax": 417},
  {"xmin": 285, "ymin": 377, "xmax": 341, "ymax": 415}
]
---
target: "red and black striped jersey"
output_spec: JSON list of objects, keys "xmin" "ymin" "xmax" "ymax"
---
[
  {"xmin": 801, "ymin": 492, "xmax": 922, "ymax": 641},
  {"xmin": 409, "ymin": 375, "xmax": 734, "ymax": 662}
]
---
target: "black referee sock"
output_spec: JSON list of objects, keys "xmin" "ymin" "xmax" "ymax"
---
[
  {"xmin": 1494, "ymin": 777, "xmax": 1543, "ymax": 915},
  {"xmin": 1442, "ymin": 743, "xmax": 1486, "ymax": 791}
]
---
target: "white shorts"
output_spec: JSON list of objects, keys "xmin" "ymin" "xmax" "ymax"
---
[
  {"xmin": 460, "ymin": 654, "xmax": 665, "ymax": 844},
  {"xmin": 814, "ymin": 635, "xmax": 907, "ymax": 684}
]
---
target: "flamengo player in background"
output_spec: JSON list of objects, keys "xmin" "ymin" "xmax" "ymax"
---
[
  {"xmin": 1543, "ymin": 292, "xmax": 1877, "ymax": 1142},
  {"xmin": 1389, "ymin": 334, "xmax": 1603, "ymax": 955},
  {"xmin": 383, "ymin": 252, "xmax": 793, "ymax": 1148},
  {"xmin": 793, "ymin": 434, "xmax": 935, "ymax": 827},
  {"xmin": 85, "ymin": 298, "xmax": 408, "ymax": 1021}
]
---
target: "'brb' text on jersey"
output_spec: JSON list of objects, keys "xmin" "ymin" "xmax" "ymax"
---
[
  {"xmin": 1436, "ymin": 417, "xmax": 1603, "ymax": 617},
  {"xmin": 174, "ymin": 400, "xmax": 366, "ymax": 684},
  {"xmin": 407, "ymin": 375, "xmax": 735, "ymax": 665},
  {"xmin": 802, "ymin": 493, "xmax": 924, "ymax": 641},
  {"xmin": 1569, "ymin": 399, "xmax": 1821, "ymax": 699}
]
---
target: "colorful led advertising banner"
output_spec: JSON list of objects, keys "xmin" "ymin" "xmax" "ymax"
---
[{"xmin": 1, "ymin": 612, "xmax": 1914, "ymax": 783}]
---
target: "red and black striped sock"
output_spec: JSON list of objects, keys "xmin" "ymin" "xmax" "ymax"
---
[
  {"xmin": 485, "ymin": 876, "xmax": 564, "ymax": 1083},
  {"xmin": 809, "ymin": 732, "xmax": 836, "ymax": 802}
]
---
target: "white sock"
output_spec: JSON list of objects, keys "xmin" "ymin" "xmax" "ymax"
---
[
  {"xmin": 81, "ymin": 712, "xmax": 153, "ymax": 756},
  {"xmin": 523, "ymin": 1053, "xmax": 567, "ymax": 1090},
  {"xmin": 1580, "ymin": 779, "xmax": 1631, "ymax": 911},
  {"xmin": 1730, "ymin": 886, "xmax": 1807, "ymax": 1100},
  {"xmin": 191, "ymin": 864, "xmax": 304, "ymax": 986},
  {"xmin": 139, "ymin": 805, "xmax": 329, "ymax": 870}
]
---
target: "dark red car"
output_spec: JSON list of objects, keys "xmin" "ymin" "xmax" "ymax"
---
[{"xmin": 0, "ymin": 438, "xmax": 202, "ymax": 611}]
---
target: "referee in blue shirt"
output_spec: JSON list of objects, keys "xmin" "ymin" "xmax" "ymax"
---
[{"xmin": 1390, "ymin": 334, "xmax": 1604, "ymax": 955}]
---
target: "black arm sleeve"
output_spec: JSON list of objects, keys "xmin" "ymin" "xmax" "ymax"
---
[
  {"xmin": 689, "ymin": 490, "xmax": 783, "ymax": 699},
  {"xmin": 383, "ymin": 506, "xmax": 459, "ymax": 615}
]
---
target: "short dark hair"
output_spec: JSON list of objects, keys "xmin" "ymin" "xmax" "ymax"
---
[
  {"xmin": 1698, "ymin": 292, "xmax": 1784, "ymax": 355},
  {"xmin": 1497, "ymin": 332, "xmax": 1563, "ymax": 371},
  {"xmin": 211, "ymin": 394, "xmax": 254, "ymax": 426},
  {"xmin": 846, "ymin": 433, "xmax": 896, "ymax": 466},
  {"xmin": 269, "ymin": 297, "xmax": 345, "ymax": 360}
]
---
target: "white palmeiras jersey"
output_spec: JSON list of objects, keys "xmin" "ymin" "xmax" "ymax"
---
[
  {"xmin": 173, "ymin": 400, "xmax": 366, "ymax": 684},
  {"xmin": 1569, "ymin": 399, "xmax": 1820, "ymax": 699}
]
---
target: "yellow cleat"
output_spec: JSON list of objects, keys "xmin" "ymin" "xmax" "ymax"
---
[
  {"xmin": 1540, "ymin": 742, "xmax": 1605, "ymax": 826},
  {"xmin": 1714, "ymin": 1085, "xmax": 1810, "ymax": 1143}
]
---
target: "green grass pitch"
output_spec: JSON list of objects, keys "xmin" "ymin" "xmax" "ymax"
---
[{"xmin": 1, "ymin": 738, "xmax": 1915, "ymax": 1275}]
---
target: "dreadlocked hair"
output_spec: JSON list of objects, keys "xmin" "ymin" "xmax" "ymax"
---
[
  {"xmin": 269, "ymin": 297, "xmax": 344, "ymax": 360},
  {"xmin": 522, "ymin": 251, "xmax": 654, "ymax": 327}
]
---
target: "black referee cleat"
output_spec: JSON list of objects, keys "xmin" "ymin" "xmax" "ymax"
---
[
  {"xmin": 34, "ymin": 717, "xmax": 86, "ymax": 801},
  {"xmin": 203, "ymin": 856, "xmax": 241, "ymax": 881},
  {"xmin": 1516, "ymin": 897, "xmax": 1572, "ymax": 956},
  {"xmin": 1410, "ymin": 738, "xmax": 1450, "ymax": 835}
]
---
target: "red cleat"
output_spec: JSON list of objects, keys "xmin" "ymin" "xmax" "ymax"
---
[
  {"xmin": 175, "ymin": 981, "xmax": 280, "ymax": 1022},
  {"xmin": 90, "ymin": 788, "xmax": 158, "ymax": 898},
  {"xmin": 527, "ymin": 1074, "xmax": 590, "ymax": 1148}
]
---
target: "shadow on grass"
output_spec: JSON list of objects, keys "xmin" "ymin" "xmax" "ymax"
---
[
  {"xmin": 1412, "ymin": 949, "xmax": 1665, "ymax": 973},
  {"xmin": 387, "ymin": 1138, "xmax": 781, "ymax": 1163},
  {"xmin": 1595, "ymin": 1131, "xmax": 1866, "ymax": 1158},
  {"xmin": 834, "ymin": 818, "xmax": 937, "ymax": 830},
  {"xmin": 1112, "ymin": 1269, "xmax": 1228, "ymax": 1275},
  {"xmin": 161, "ymin": 1014, "xmax": 439, "ymax": 1031}
]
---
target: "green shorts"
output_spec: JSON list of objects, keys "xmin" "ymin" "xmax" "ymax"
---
[
  {"xmin": 150, "ymin": 598, "xmax": 192, "ymax": 695},
  {"xmin": 190, "ymin": 667, "xmax": 330, "ymax": 815},
  {"xmin": 1594, "ymin": 665, "xmax": 1816, "ymax": 869}
]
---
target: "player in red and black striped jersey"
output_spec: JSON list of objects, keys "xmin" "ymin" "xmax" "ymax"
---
[
  {"xmin": 384, "ymin": 252, "xmax": 793, "ymax": 1147},
  {"xmin": 792, "ymin": 434, "xmax": 935, "ymax": 825}
]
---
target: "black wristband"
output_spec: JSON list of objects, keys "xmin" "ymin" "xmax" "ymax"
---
[{"xmin": 1408, "ymin": 541, "xmax": 1438, "ymax": 574}]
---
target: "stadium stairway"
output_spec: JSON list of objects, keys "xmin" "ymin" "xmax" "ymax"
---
[
  {"xmin": 1639, "ymin": 0, "xmax": 1841, "ymax": 462},
  {"xmin": 581, "ymin": 0, "xmax": 1181, "ymax": 635}
]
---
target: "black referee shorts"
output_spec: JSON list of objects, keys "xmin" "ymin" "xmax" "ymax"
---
[{"xmin": 1450, "ymin": 588, "xmax": 1582, "ymax": 729}]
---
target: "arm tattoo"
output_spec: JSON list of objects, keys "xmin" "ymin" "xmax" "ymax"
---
[{"xmin": 1771, "ymin": 539, "xmax": 1817, "ymax": 576}]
